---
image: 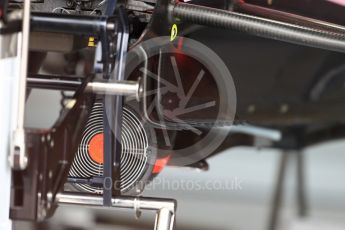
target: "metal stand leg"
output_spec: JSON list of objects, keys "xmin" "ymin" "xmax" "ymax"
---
[
  {"xmin": 268, "ymin": 151, "xmax": 289, "ymax": 230},
  {"xmin": 267, "ymin": 149, "xmax": 308, "ymax": 230},
  {"xmin": 155, "ymin": 208, "xmax": 175, "ymax": 230},
  {"xmin": 296, "ymin": 151, "xmax": 307, "ymax": 217}
]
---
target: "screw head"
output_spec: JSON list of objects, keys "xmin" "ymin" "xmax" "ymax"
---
[
  {"xmin": 84, "ymin": 1, "xmax": 92, "ymax": 8},
  {"xmin": 66, "ymin": 0, "xmax": 74, "ymax": 7}
]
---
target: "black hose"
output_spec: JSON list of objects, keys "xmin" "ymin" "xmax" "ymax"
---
[{"xmin": 172, "ymin": 3, "xmax": 345, "ymax": 53}]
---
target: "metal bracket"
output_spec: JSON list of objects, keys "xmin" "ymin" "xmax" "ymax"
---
[
  {"xmin": 103, "ymin": 5, "xmax": 129, "ymax": 206},
  {"xmin": 56, "ymin": 193, "xmax": 177, "ymax": 230},
  {"xmin": 26, "ymin": 76, "xmax": 142, "ymax": 100},
  {"xmin": 9, "ymin": 0, "xmax": 31, "ymax": 170}
]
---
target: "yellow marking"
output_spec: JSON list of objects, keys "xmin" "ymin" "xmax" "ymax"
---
[
  {"xmin": 88, "ymin": 37, "xmax": 95, "ymax": 47},
  {"xmin": 170, "ymin": 24, "xmax": 178, "ymax": 41}
]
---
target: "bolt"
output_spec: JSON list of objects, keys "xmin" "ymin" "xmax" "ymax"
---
[
  {"xmin": 247, "ymin": 104, "xmax": 256, "ymax": 113},
  {"xmin": 280, "ymin": 104, "xmax": 289, "ymax": 113},
  {"xmin": 23, "ymin": 155, "xmax": 28, "ymax": 167},
  {"xmin": 66, "ymin": 0, "xmax": 74, "ymax": 7},
  {"xmin": 47, "ymin": 192, "xmax": 53, "ymax": 209},
  {"xmin": 84, "ymin": 1, "xmax": 92, "ymax": 8}
]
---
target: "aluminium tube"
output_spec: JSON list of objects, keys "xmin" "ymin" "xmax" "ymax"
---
[
  {"xmin": 55, "ymin": 193, "xmax": 176, "ymax": 212},
  {"xmin": 55, "ymin": 192, "xmax": 176, "ymax": 230},
  {"xmin": 26, "ymin": 77, "xmax": 142, "ymax": 100}
]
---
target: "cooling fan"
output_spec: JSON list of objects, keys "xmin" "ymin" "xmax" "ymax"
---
[{"xmin": 68, "ymin": 101, "xmax": 157, "ymax": 195}]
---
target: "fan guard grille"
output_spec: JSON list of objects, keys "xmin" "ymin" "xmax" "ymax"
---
[{"xmin": 69, "ymin": 102, "xmax": 150, "ymax": 194}]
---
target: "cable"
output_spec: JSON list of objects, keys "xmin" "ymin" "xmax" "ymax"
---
[
  {"xmin": 90, "ymin": 0, "xmax": 108, "ymax": 15},
  {"xmin": 52, "ymin": 7, "xmax": 71, "ymax": 14},
  {"xmin": 172, "ymin": 3, "xmax": 345, "ymax": 53}
]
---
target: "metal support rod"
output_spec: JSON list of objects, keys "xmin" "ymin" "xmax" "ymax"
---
[
  {"xmin": 10, "ymin": 0, "xmax": 31, "ymax": 170},
  {"xmin": 296, "ymin": 151, "xmax": 307, "ymax": 217},
  {"xmin": 30, "ymin": 12, "xmax": 112, "ymax": 35},
  {"xmin": 56, "ymin": 193, "xmax": 176, "ymax": 211},
  {"xmin": 155, "ymin": 208, "xmax": 175, "ymax": 230},
  {"xmin": 56, "ymin": 193, "xmax": 176, "ymax": 230},
  {"xmin": 225, "ymin": 125, "xmax": 282, "ymax": 141},
  {"xmin": 103, "ymin": 6, "xmax": 129, "ymax": 206},
  {"xmin": 26, "ymin": 77, "xmax": 142, "ymax": 99},
  {"xmin": 87, "ymin": 81, "xmax": 141, "ymax": 99},
  {"xmin": 27, "ymin": 77, "xmax": 82, "ymax": 91},
  {"xmin": 268, "ymin": 151, "xmax": 289, "ymax": 230}
]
